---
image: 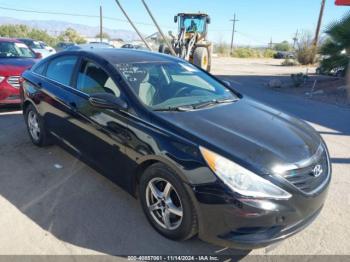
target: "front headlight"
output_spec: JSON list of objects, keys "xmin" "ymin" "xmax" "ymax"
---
[
  {"xmin": 200, "ymin": 147, "xmax": 292, "ymax": 200},
  {"xmin": 0, "ymin": 76, "xmax": 5, "ymax": 83}
]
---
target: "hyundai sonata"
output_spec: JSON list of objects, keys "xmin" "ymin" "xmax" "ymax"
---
[{"xmin": 20, "ymin": 49, "xmax": 330, "ymax": 249}]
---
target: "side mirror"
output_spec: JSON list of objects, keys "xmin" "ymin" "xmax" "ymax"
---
[
  {"xmin": 35, "ymin": 52, "xmax": 43, "ymax": 59},
  {"xmin": 89, "ymin": 93, "xmax": 128, "ymax": 111},
  {"xmin": 174, "ymin": 15, "xmax": 178, "ymax": 23},
  {"xmin": 222, "ymin": 80, "xmax": 231, "ymax": 87},
  {"xmin": 206, "ymin": 16, "xmax": 211, "ymax": 24}
]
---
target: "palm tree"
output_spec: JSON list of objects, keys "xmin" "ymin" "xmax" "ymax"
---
[{"xmin": 320, "ymin": 12, "xmax": 350, "ymax": 101}]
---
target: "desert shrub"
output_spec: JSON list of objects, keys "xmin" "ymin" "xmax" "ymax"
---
[
  {"xmin": 295, "ymin": 32, "xmax": 317, "ymax": 65},
  {"xmin": 263, "ymin": 49, "xmax": 276, "ymax": 58},
  {"xmin": 274, "ymin": 40, "xmax": 291, "ymax": 51},
  {"xmin": 282, "ymin": 58, "xmax": 298, "ymax": 66},
  {"xmin": 291, "ymin": 73, "xmax": 309, "ymax": 87}
]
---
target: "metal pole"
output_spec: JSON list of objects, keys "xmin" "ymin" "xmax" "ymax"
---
[
  {"xmin": 114, "ymin": 0, "xmax": 153, "ymax": 51},
  {"xmin": 141, "ymin": 0, "xmax": 176, "ymax": 56},
  {"xmin": 100, "ymin": 5, "xmax": 103, "ymax": 42},
  {"xmin": 230, "ymin": 14, "xmax": 238, "ymax": 55},
  {"xmin": 314, "ymin": 0, "xmax": 326, "ymax": 46}
]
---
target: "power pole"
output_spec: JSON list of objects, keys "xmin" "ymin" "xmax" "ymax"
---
[
  {"xmin": 269, "ymin": 37, "xmax": 273, "ymax": 49},
  {"xmin": 314, "ymin": 0, "xmax": 326, "ymax": 47},
  {"xmin": 100, "ymin": 5, "xmax": 103, "ymax": 42},
  {"xmin": 230, "ymin": 13, "xmax": 239, "ymax": 55},
  {"xmin": 292, "ymin": 29, "xmax": 299, "ymax": 49}
]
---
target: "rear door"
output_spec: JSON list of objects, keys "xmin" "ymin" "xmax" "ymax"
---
[{"xmin": 32, "ymin": 55, "xmax": 80, "ymax": 146}]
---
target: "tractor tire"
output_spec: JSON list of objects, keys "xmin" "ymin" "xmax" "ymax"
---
[
  {"xmin": 159, "ymin": 44, "xmax": 171, "ymax": 55},
  {"xmin": 193, "ymin": 47, "xmax": 209, "ymax": 71}
]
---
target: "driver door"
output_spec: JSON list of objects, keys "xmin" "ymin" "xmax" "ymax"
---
[{"xmin": 68, "ymin": 58, "xmax": 133, "ymax": 189}]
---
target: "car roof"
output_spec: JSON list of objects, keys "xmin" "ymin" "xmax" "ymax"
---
[
  {"xmin": 0, "ymin": 37, "xmax": 23, "ymax": 43},
  {"xmin": 65, "ymin": 48, "xmax": 181, "ymax": 64}
]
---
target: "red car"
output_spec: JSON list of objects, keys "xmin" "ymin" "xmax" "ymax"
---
[{"xmin": 0, "ymin": 38, "xmax": 40, "ymax": 105}]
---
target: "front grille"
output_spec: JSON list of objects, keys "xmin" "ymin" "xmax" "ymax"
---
[
  {"xmin": 282, "ymin": 147, "xmax": 330, "ymax": 194},
  {"xmin": 7, "ymin": 76, "xmax": 21, "ymax": 89}
]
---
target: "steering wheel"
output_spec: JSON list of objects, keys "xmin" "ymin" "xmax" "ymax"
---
[{"xmin": 174, "ymin": 86, "xmax": 193, "ymax": 97}]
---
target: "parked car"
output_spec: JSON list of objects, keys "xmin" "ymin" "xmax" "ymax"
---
[
  {"xmin": 17, "ymin": 38, "xmax": 55, "ymax": 58},
  {"xmin": 274, "ymin": 51, "xmax": 295, "ymax": 59},
  {"xmin": 38, "ymin": 41, "xmax": 56, "ymax": 53},
  {"xmin": 66, "ymin": 43, "xmax": 114, "ymax": 51},
  {"xmin": 316, "ymin": 66, "xmax": 346, "ymax": 77},
  {"xmin": 121, "ymin": 43, "xmax": 148, "ymax": 50},
  {"xmin": 0, "ymin": 38, "xmax": 40, "ymax": 105},
  {"xmin": 21, "ymin": 49, "xmax": 331, "ymax": 249},
  {"xmin": 55, "ymin": 42, "xmax": 76, "ymax": 52}
]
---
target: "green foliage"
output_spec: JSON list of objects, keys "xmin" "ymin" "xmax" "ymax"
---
[
  {"xmin": 0, "ymin": 24, "xmax": 57, "ymax": 46},
  {"xmin": 231, "ymin": 47, "xmax": 260, "ymax": 58},
  {"xmin": 295, "ymin": 32, "xmax": 317, "ymax": 65},
  {"xmin": 0, "ymin": 24, "xmax": 88, "ymax": 46},
  {"xmin": 320, "ymin": 12, "xmax": 350, "ymax": 73},
  {"xmin": 274, "ymin": 41, "xmax": 291, "ymax": 52},
  {"xmin": 95, "ymin": 32, "xmax": 110, "ymax": 39},
  {"xmin": 263, "ymin": 49, "xmax": 276, "ymax": 58},
  {"xmin": 58, "ymin": 28, "xmax": 86, "ymax": 44}
]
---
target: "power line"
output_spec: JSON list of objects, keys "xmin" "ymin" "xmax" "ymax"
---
[{"xmin": 0, "ymin": 5, "xmax": 167, "ymax": 28}]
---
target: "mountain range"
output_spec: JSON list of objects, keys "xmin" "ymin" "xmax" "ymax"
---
[{"xmin": 0, "ymin": 16, "xmax": 140, "ymax": 41}]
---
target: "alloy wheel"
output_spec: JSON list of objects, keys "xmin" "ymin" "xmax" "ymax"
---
[
  {"xmin": 145, "ymin": 177, "xmax": 183, "ymax": 230},
  {"xmin": 28, "ymin": 111, "xmax": 40, "ymax": 141}
]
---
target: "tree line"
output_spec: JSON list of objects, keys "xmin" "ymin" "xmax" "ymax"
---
[{"xmin": 0, "ymin": 24, "xmax": 87, "ymax": 46}]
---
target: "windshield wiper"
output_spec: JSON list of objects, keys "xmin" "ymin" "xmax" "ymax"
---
[
  {"xmin": 191, "ymin": 98, "xmax": 238, "ymax": 109},
  {"xmin": 153, "ymin": 105, "xmax": 193, "ymax": 112},
  {"xmin": 216, "ymin": 98, "xmax": 239, "ymax": 104}
]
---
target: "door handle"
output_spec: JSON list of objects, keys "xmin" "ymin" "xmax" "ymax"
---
[{"xmin": 37, "ymin": 82, "xmax": 42, "ymax": 88}]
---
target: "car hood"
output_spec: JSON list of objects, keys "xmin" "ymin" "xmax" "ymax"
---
[
  {"xmin": 0, "ymin": 58, "xmax": 37, "ymax": 76},
  {"xmin": 154, "ymin": 98, "xmax": 321, "ymax": 174}
]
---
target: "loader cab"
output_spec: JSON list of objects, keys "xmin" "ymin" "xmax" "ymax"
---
[{"xmin": 174, "ymin": 13, "xmax": 210, "ymax": 36}]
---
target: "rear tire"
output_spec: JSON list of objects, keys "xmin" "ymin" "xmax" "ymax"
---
[
  {"xmin": 24, "ymin": 104, "xmax": 51, "ymax": 147},
  {"xmin": 193, "ymin": 47, "xmax": 209, "ymax": 71},
  {"xmin": 139, "ymin": 163, "xmax": 198, "ymax": 241}
]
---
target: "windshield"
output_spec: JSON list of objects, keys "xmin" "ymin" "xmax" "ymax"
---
[
  {"xmin": 180, "ymin": 16, "xmax": 206, "ymax": 33},
  {"xmin": 0, "ymin": 42, "xmax": 35, "ymax": 58},
  {"xmin": 20, "ymin": 39, "xmax": 42, "ymax": 49},
  {"xmin": 116, "ymin": 62, "xmax": 237, "ymax": 110}
]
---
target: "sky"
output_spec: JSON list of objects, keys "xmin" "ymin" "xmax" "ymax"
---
[{"xmin": 0, "ymin": 0, "xmax": 348, "ymax": 46}]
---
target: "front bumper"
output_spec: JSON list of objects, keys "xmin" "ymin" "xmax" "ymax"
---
[
  {"xmin": 0, "ymin": 81, "xmax": 21, "ymax": 105},
  {"xmin": 191, "ymin": 180, "xmax": 329, "ymax": 250}
]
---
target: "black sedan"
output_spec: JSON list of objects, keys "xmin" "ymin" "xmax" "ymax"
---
[{"xmin": 20, "ymin": 49, "xmax": 331, "ymax": 249}]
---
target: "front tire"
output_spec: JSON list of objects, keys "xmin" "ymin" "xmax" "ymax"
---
[
  {"xmin": 193, "ymin": 47, "xmax": 209, "ymax": 71},
  {"xmin": 25, "ymin": 104, "xmax": 51, "ymax": 147},
  {"xmin": 139, "ymin": 163, "xmax": 198, "ymax": 240}
]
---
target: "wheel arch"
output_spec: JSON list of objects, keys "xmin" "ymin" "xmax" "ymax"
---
[
  {"xmin": 132, "ymin": 155, "xmax": 191, "ymax": 198},
  {"xmin": 22, "ymin": 99, "xmax": 36, "ymax": 115}
]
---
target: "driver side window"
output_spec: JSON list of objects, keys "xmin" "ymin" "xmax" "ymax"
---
[{"xmin": 76, "ymin": 60, "xmax": 120, "ymax": 97}]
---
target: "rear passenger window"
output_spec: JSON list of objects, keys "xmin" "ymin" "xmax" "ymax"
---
[
  {"xmin": 46, "ymin": 56, "xmax": 77, "ymax": 86},
  {"xmin": 33, "ymin": 62, "xmax": 47, "ymax": 75}
]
